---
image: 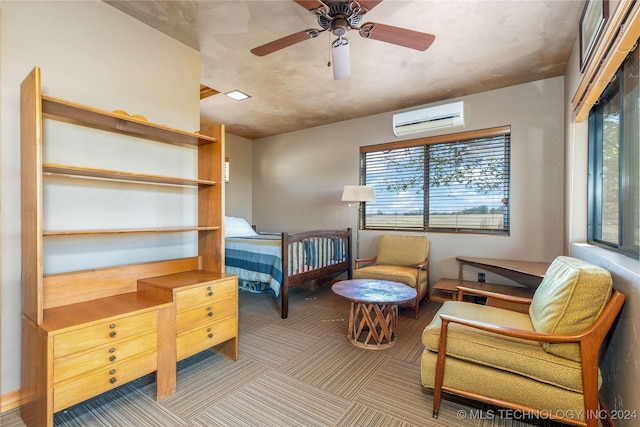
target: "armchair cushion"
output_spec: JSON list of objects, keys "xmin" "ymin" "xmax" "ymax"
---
[
  {"xmin": 420, "ymin": 351, "xmax": 587, "ymax": 421},
  {"xmin": 353, "ymin": 265, "xmax": 423, "ymax": 288},
  {"xmin": 529, "ymin": 256, "xmax": 612, "ymax": 362},
  {"xmin": 422, "ymin": 301, "xmax": 595, "ymax": 393},
  {"xmin": 375, "ymin": 234, "xmax": 429, "ymax": 266}
]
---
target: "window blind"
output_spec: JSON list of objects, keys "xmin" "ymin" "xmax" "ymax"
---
[{"xmin": 361, "ymin": 126, "xmax": 510, "ymax": 234}]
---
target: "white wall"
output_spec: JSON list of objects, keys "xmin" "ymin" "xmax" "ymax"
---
[
  {"xmin": 225, "ymin": 133, "xmax": 253, "ymax": 222},
  {"xmin": 1, "ymin": 0, "xmax": 200, "ymax": 397},
  {"xmin": 252, "ymin": 77, "xmax": 566, "ymax": 285}
]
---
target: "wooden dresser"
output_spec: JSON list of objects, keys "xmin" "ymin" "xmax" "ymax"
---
[
  {"xmin": 138, "ymin": 271, "xmax": 238, "ymax": 362},
  {"xmin": 45, "ymin": 296, "xmax": 166, "ymax": 413}
]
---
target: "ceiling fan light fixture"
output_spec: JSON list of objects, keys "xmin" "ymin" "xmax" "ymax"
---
[{"xmin": 332, "ymin": 37, "xmax": 351, "ymax": 80}]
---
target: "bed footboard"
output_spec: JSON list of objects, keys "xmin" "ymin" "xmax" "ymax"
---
[{"xmin": 280, "ymin": 228, "xmax": 352, "ymax": 318}]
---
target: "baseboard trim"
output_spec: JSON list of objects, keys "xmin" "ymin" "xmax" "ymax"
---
[{"xmin": 1, "ymin": 389, "xmax": 22, "ymax": 413}]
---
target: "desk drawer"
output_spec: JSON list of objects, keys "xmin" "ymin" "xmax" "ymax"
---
[
  {"xmin": 176, "ymin": 299, "xmax": 236, "ymax": 334},
  {"xmin": 53, "ymin": 332, "xmax": 157, "ymax": 384},
  {"xmin": 176, "ymin": 317, "xmax": 237, "ymax": 361},
  {"xmin": 175, "ymin": 278, "xmax": 236, "ymax": 312},
  {"xmin": 53, "ymin": 311, "xmax": 157, "ymax": 358},
  {"xmin": 53, "ymin": 351, "xmax": 157, "ymax": 412}
]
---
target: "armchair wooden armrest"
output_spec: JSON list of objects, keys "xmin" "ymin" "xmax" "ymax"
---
[
  {"xmin": 455, "ymin": 286, "xmax": 533, "ymax": 306},
  {"xmin": 438, "ymin": 313, "xmax": 581, "ymax": 343},
  {"xmin": 354, "ymin": 256, "xmax": 377, "ymax": 269}
]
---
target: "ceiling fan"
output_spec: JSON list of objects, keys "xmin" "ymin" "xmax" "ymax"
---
[{"xmin": 250, "ymin": 0, "xmax": 436, "ymax": 80}]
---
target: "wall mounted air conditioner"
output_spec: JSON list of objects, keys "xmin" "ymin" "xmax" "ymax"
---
[{"xmin": 392, "ymin": 101, "xmax": 464, "ymax": 137}]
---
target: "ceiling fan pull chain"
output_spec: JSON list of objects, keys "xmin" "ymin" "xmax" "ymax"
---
[{"xmin": 328, "ymin": 34, "xmax": 332, "ymax": 67}]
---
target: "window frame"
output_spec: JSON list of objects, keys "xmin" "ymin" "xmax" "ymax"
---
[
  {"xmin": 359, "ymin": 125, "xmax": 511, "ymax": 235},
  {"xmin": 587, "ymin": 47, "xmax": 639, "ymax": 259}
]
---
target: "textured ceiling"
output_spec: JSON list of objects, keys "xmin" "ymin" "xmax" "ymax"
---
[{"xmin": 105, "ymin": 0, "xmax": 584, "ymax": 140}]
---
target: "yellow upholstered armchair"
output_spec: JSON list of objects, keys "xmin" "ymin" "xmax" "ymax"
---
[
  {"xmin": 421, "ymin": 256, "xmax": 625, "ymax": 427},
  {"xmin": 353, "ymin": 234, "xmax": 430, "ymax": 318}
]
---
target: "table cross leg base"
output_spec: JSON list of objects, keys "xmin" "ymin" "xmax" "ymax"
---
[{"xmin": 348, "ymin": 301, "xmax": 398, "ymax": 349}]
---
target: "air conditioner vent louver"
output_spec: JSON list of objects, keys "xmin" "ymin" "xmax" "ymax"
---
[{"xmin": 393, "ymin": 101, "xmax": 464, "ymax": 137}]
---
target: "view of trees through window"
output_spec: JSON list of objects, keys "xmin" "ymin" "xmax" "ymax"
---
[{"xmin": 361, "ymin": 127, "xmax": 510, "ymax": 234}]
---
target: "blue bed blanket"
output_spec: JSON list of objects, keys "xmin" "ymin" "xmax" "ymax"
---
[{"xmin": 225, "ymin": 233, "xmax": 282, "ymax": 296}]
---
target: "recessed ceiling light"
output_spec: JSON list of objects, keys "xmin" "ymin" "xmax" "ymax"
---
[{"xmin": 224, "ymin": 90, "xmax": 251, "ymax": 101}]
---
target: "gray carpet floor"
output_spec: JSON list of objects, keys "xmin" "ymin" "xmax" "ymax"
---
[{"xmin": 2, "ymin": 282, "xmax": 562, "ymax": 426}]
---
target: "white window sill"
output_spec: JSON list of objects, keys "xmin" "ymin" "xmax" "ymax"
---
[{"xmin": 570, "ymin": 243, "xmax": 639, "ymax": 286}]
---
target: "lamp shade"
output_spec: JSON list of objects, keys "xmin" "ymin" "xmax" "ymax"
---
[{"xmin": 342, "ymin": 185, "xmax": 375, "ymax": 202}]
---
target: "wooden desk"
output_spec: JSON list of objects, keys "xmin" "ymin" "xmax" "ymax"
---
[
  {"xmin": 456, "ymin": 257, "xmax": 550, "ymax": 288},
  {"xmin": 332, "ymin": 279, "xmax": 416, "ymax": 350},
  {"xmin": 431, "ymin": 257, "xmax": 550, "ymax": 313}
]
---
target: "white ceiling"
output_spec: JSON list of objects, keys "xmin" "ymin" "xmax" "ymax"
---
[{"xmin": 105, "ymin": 0, "xmax": 585, "ymax": 140}]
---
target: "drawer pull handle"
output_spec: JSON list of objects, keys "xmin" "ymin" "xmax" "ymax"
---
[
  {"xmin": 208, "ymin": 291, "xmax": 213, "ymax": 297},
  {"xmin": 207, "ymin": 286, "xmax": 212, "ymax": 291},
  {"xmin": 208, "ymin": 333, "xmax": 213, "ymax": 339},
  {"xmin": 207, "ymin": 327, "xmax": 211, "ymax": 332},
  {"xmin": 110, "ymin": 377, "xmax": 117, "ymax": 384},
  {"xmin": 109, "ymin": 369, "xmax": 116, "ymax": 375},
  {"xmin": 110, "ymin": 355, "xmax": 117, "ymax": 362},
  {"xmin": 109, "ymin": 323, "xmax": 116, "ymax": 329},
  {"xmin": 110, "ymin": 331, "xmax": 117, "ymax": 338},
  {"xmin": 208, "ymin": 312, "xmax": 214, "ymax": 317},
  {"xmin": 109, "ymin": 347, "xmax": 115, "ymax": 353}
]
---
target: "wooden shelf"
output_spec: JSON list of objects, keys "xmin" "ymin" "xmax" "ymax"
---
[
  {"xmin": 43, "ymin": 226, "xmax": 220, "ymax": 236},
  {"xmin": 43, "ymin": 162, "xmax": 218, "ymax": 187},
  {"xmin": 42, "ymin": 95, "xmax": 217, "ymax": 147}
]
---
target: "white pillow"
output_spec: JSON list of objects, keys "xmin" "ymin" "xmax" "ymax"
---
[{"xmin": 224, "ymin": 216, "xmax": 257, "ymax": 238}]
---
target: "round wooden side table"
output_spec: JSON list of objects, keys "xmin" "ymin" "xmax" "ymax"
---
[{"xmin": 331, "ymin": 279, "xmax": 417, "ymax": 350}]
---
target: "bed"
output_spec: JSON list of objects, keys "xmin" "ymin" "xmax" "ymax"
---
[{"xmin": 224, "ymin": 217, "xmax": 352, "ymax": 318}]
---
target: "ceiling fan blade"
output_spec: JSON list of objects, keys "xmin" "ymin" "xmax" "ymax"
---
[
  {"xmin": 251, "ymin": 30, "xmax": 318, "ymax": 56},
  {"xmin": 356, "ymin": 0, "xmax": 383, "ymax": 13},
  {"xmin": 360, "ymin": 22, "xmax": 435, "ymax": 51},
  {"xmin": 293, "ymin": 0, "xmax": 327, "ymax": 12}
]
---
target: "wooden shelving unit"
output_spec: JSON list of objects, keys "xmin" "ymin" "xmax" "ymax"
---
[{"xmin": 20, "ymin": 67, "xmax": 237, "ymax": 427}]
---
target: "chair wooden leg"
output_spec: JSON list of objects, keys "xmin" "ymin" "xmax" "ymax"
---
[{"xmin": 432, "ymin": 319, "xmax": 450, "ymax": 418}]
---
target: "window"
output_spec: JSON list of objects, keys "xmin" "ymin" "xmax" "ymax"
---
[
  {"xmin": 360, "ymin": 126, "xmax": 510, "ymax": 234},
  {"xmin": 588, "ymin": 46, "xmax": 639, "ymax": 258}
]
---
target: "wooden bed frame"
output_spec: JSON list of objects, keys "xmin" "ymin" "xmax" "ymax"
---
[{"xmin": 278, "ymin": 228, "xmax": 353, "ymax": 319}]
